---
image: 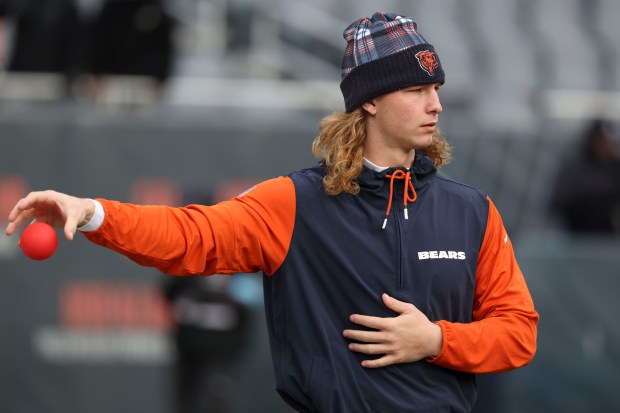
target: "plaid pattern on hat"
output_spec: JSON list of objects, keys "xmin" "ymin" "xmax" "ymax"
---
[{"xmin": 339, "ymin": 12, "xmax": 445, "ymax": 112}]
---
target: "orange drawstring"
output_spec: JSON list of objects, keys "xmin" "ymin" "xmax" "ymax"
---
[{"xmin": 382, "ymin": 170, "xmax": 417, "ymax": 229}]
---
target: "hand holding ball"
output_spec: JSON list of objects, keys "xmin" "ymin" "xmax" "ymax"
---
[{"xmin": 19, "ymin": 222, "xmax": 58, "ymax": 260}]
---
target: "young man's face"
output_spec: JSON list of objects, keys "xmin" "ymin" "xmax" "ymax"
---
[{"xmin": 363, "ymin": 83, "xmax": 442, "ymax": 156}]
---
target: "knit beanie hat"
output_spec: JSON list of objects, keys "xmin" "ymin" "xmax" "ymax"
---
[{"xmin": 340, "ymin": 12, "xmax": 445, "ymax": 112}]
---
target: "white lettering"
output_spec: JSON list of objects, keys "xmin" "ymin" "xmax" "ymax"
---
[{"xmin": 417, "ymin": 251, "xmax": 467, "ymax": 260}]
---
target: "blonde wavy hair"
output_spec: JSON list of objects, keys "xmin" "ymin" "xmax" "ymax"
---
[{"xmin": 312, "ymin": 107, "xmax": 452, "ymax": 195}]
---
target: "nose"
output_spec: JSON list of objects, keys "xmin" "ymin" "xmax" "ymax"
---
[{"xmin": 428, "ymin": 89, "xmax": 442, "ymax": 114}]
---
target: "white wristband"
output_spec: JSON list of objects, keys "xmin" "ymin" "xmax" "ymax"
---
[{"xmin": 78, "ymin": 199, "xmax": 105, "ymax": 232}]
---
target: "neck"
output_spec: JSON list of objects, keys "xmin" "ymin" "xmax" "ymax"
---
[
  {"xmin": 363, "ymin": 123, "xmax": 416, "ymax": 168},
  {"xmin": 363, "ymin": 149, "xmax": 416, "ymax": 169}
]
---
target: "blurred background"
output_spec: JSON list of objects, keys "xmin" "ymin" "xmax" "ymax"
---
[{"xmin": 1, "ymin": 0, "xmax": 619, "ymax": 412}]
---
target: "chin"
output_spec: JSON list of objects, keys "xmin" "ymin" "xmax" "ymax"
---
[{"xmin": 413, "ymin": 135, "xmax": 434, "ymax": 149}]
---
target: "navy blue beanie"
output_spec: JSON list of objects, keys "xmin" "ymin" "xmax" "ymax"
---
[{"xmin": 340, "ymin": 12, "xmax": 445, "ymax": 112}]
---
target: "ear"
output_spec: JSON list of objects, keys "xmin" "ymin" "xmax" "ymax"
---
[{"xmin": 362, "ymin": 100, "xmax": 377, "ymax": 115}]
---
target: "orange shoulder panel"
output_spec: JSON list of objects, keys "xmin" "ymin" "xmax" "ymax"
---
[
  {"xmin": 83, "ymin": 176, "xmax": 296, "ymax": 276},
  {"xmin": 429, "ymin": 196, "xmax": 539, "ymax": 373}
]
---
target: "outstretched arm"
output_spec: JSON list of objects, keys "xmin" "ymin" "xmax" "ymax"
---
[{"xmin": 6, "ymin": 178, "xmax": 297, "ymax": 278}]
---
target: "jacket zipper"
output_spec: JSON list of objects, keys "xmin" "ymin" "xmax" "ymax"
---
[{"xmin": 395, "ymin": 204, "xmax": 405, "ymax": 290}]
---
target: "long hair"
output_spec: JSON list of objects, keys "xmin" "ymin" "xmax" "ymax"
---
[{"xmin": 312, "ymin": 107, "xmax": 452, "ymax": 195}]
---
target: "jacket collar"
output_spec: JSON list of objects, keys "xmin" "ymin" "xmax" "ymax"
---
[{"xmin": 358, "ymin": 151, "xmax": 436, "ymax": 191}]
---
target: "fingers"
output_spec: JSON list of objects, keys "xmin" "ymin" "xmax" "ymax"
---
[
  {"xmin": 342, "ymin": 327, "xmax": 384, "ymax": 344},
  {"xmin": 7, "ymin": 196, "xmax": 30, "ymax": 222},
  {"xmin": 346, "ymin": 339, "xmax": 401, "ymax": 369},
  {"xmin": 347, "ymin": 341, "xmax": 390, "ymax": 356},
  {"xmin": 5, "ymin": 194, "xmax": 41, "ymax": 236},
  {"xmin": 382, "ymin": 292, "xmax": 401, "ymax": 307},
  {"xmin": 382, "ymin": 293, "xmax": 416, "ymax": 314},
  {"xmin": 343, "ymin": 293, "xmax": 429, "ymax": 369},
  {"xmin": 343, "ymin": 332, "xmax": 397, "ymax": 368},
  {"xmin": 4, "ymin": 190, "xmax": 77, "ymax": 239},
  {"xmin": 358, "ymin": 355, "xmax": 395, "ymax": 369},
  {"xmin": 63, "ymin": 217, "xmax": 78, "ymax": 241},
  {"xmin": 5, "ymin": 206, "xmax": 34, "ymax": 236},
  {"xmin": 348, "ymin": 313, "xmax": 388, "ymax": 330},
  {"xmin": 7, "ymin": 195, "xmax": 31, "ymax": 220},
  {"xmin": 347, "ymin": 294, "xmax": 418, "ymax": 330},
  {"xmin": 343, "ymin": 320, "xmax": 398, "ymax": 368}
]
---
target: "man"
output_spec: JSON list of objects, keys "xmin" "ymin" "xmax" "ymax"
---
[
  {"xmin": 6, "ymin": 12, "xmax": 538, "ymax": 412},
  {"xmin": 550, "ymin": 118, "xmax": 620, "ymax": 233}
]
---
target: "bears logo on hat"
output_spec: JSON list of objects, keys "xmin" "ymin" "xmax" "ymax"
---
[{"xmin": 415, "ymin": 50, "xmax": 439, "ymax": 76}]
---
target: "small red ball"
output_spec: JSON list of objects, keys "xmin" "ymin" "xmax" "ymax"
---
[{"xmin": 19, "ymin": 222, "xmax": 58, "ymax": 260}]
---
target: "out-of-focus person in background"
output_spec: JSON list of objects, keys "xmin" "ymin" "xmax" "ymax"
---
[
  {"xmin": 161, "ymin": 189, "xmax": 252, "ymax": 413},
  {"xmin": 85, "ymin": 0, "xmax": 176, "ymax": 101},
  {"xmin": 550, "ymin": 119, "xmax": 620, "ymax": 234},
  {"xmin": 163, "ymin": 274, "xmax": 251, "ymax": 413},
  {"xmin": 0, "ymin": 0, "xmax": 82, "ymax": 92}
]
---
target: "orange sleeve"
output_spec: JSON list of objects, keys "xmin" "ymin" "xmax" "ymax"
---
[
  {"xmin": 429, "ymin": 197, "xmax": 539, "ymax": 373},
  {"xmin": 83, "ymin": 176, "xmax": 296, "ymax": 276}
]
